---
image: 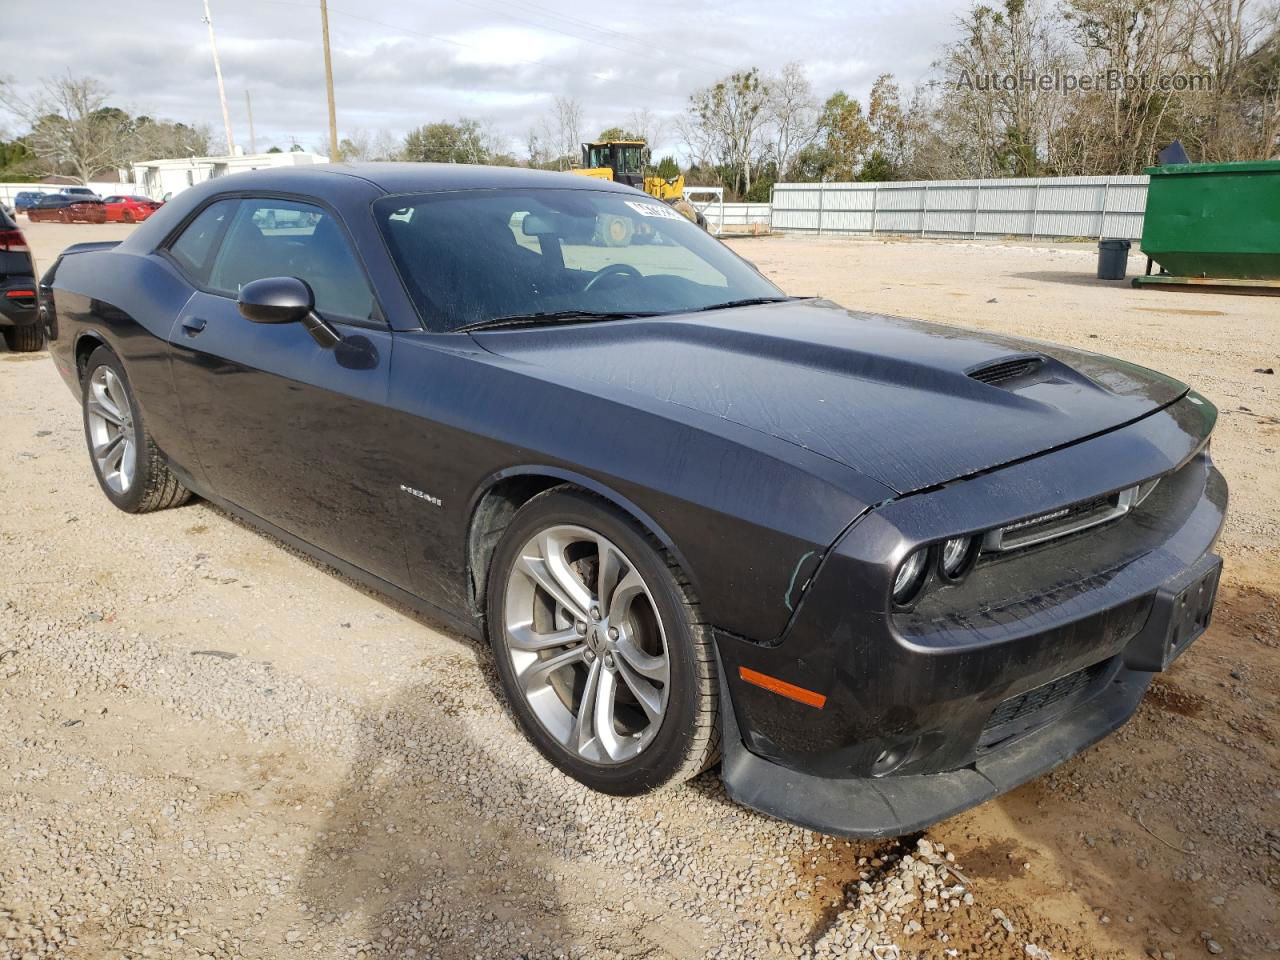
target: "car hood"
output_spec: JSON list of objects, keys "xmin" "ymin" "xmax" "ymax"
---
[{"xmin": 474, "ymin": 299, "xmax": 1187, "ymax": 494}]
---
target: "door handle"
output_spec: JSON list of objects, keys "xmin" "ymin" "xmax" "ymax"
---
[{"xmin": 181, "ymin": 316, "xmax": 208, "ymax": 337}]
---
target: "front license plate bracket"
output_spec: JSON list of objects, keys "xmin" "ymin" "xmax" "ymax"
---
[{"xmin": 1123, "ymin": 555, "xmax": 1222, "ymax": 673}]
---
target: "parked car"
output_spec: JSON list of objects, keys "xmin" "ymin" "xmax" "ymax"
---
[
  {"xmin": 44, "ymin": 165, "xmax": 1227, "ymax": 836},
  {"xmin": 13, "ymin": 191, "xmax": 45, "ymax": 215},
  {"xmin": 102, "ymin": 195, "xmax": 161, "ymax": 223},
  {"xmin": 26, "ymin": 193, "xmax": 106, "ymax": 224},
  {"xmin": 0, "ymin": 207, "xmax": 40, "ymax": 351}
]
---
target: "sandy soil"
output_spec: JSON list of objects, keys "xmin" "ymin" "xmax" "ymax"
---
[{"xmin": 0, "ymin": 221, "xmax": 1276, "ymax": 959}]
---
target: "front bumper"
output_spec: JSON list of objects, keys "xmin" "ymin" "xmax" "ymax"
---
[
  {"xmin": 718, "ymin": 552, "xmax": 1221, "ymax": 837},
  {"xmin": 714, "ymin": 394, "xmax": 1227, "ymax": 836}
]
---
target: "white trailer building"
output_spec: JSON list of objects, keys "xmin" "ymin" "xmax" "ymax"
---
[{"xmin": 132, "ymin": 151, "xmax": 329, "ymax": 201}]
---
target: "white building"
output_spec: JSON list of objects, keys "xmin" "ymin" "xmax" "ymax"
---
[{"xmin": 132, "ymin": 151, "xmax": 329, "ymax": 201}]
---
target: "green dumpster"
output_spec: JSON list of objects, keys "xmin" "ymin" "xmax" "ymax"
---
[{"xmin": 1135, "ymin": 160, "xmax": 1280, "ymax": 291}]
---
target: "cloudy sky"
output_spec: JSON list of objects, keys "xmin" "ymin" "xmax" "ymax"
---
[{"xmin": 2, "ymin": 0, "xmax": 973, "ymax": 158}]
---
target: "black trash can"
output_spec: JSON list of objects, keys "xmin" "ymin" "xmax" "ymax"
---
[{"xmin": 1097, "ymin": 238, "xmax": 1132, "ymax": 280}]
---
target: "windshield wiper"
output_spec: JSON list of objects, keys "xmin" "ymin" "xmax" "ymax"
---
[
  {"xmin": 691, "ymin": 296, "xmax": 814, "ymax": 312},
  {"xmin": 455, "ymin": 309, "xmax": 659, "ymax": 333}
]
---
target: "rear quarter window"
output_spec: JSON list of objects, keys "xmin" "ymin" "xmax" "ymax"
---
[{"xmin": 166, "ymin": 199, "xmax": 237, "ymax": 283}]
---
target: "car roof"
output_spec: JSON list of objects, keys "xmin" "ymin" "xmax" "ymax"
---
[
  {"xmin": 119, "ymin": 162, "xmax": 647, "ymax": 255},
  {"xmin": 171, "ymin": 162, "xmax": 642, "ymax": 199}
]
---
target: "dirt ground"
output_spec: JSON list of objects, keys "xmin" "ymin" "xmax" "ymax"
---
[{"xmin": 1, "ymin": 221, "xmax": 1277, "ymax": 960}]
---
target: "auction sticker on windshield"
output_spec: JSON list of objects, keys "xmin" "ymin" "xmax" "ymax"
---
[{"xmin": 625, "ymin": 200, "xmax": 685, "ymax": 220}]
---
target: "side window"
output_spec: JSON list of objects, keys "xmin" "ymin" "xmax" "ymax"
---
[
  {"xmin": 167, "ymin": 198, "xmax": 237, "ymax": 282},
  {"xmin": 207, "ymin": 198, "xmax": 375, "ymax": 322}
]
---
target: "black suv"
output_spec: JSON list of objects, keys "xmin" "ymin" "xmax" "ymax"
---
[{"xmin": 0, "ymin": 207, "xmax": 40, "ymax": 351}]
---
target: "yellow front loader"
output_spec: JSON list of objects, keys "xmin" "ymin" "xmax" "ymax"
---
[{"xmin": 574, "ymin": 140, "xmax": 706, "ymax": 229}]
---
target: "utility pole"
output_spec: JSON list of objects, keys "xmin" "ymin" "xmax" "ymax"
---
[
  {"xmin": 245, "ymin": 90, "xmax": 257, "ymax": 154},
  {"xmin": 201, "ymin": 0, "xmax": 236, "ymax": 155},
  {"xmin": 319, "ymin": 0, "xmax": 339, "ymax": 160}
]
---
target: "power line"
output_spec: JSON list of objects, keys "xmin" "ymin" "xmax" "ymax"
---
[
  {"xmin": 440, "ymin": 0, "xmax": 738, "ymax": 72},
  {"xmin": 255, "ymin": 0, "xmax": 736, "ymax": 74},
  {"xmin": 254, "ymin": 0, "xmax": 544, "ymax": 64}
]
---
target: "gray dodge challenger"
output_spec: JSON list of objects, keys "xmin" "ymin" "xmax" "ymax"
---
[{"xmin": 42, "ymin": 163, "xmax": 1227, "ymax": 835}]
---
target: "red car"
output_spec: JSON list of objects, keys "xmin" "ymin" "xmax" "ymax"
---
[
  {"xmin": 102, "ymin": 195, "xmax": 161, "ymax": 223},
  {"xmin": 26, "ymin": 194, "xmax": 106, "ymax": 224}
]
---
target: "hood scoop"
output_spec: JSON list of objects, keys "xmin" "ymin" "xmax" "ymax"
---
[{"xmin": 967, "ymin": 354, "xmax": 1046, "ymax": 387}]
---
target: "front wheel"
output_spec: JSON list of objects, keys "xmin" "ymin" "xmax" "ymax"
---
[
  {"xmin": 487, "ymin": 489, "xmax": 719, "ymax": 795},
  {"xmin": 81, "ymin": 347, "xmax": 191, "ymax": 513}
]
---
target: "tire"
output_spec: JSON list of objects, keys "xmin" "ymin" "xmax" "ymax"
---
[
  {"xmin": 58, "ymin": 210, "xmax": 70, "ymax": 224},
  {"xmin": 81, "ymin": 347, "xmax": 191, "ymax": 513},
  {"xmin": 486, "ymin": 488, "xmax": 719, "ymax": 795},
  {"xmin": 122, "ymin": 211, "xmax": 134, "ymax": 223},
  {"xmin": 2, "ymin": 325, "xmax": 43, "ymax": 352}
]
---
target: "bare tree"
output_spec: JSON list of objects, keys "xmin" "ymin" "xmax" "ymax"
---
[
  {"xmin": 1, "ymin": 73, "xmax": 130, "ymax": 183},
  {"xmin": 525, "ymin": 126, "xmax": 551, "ymax": 167},
  {"xmin": 766, "ymin": 62, "xmax": 820, "ymax": 179},
  {"xmin": 625, "ymin": 108, "xmax": 664, "ymax": 150},
  {"xmin": 939, "ymin": 0, "xmax": 1069, "ymax": 176},
  {"xmin": 687, "ymin": 68, "xmax": 772, "ymax": 195},
  {"xmin": 1056, "ymin": 0, "xmax": 1195, "ymax": 173},
  {"xmin": 548, "ymin": 96, "xmax": 583, "ymax": 169},
  {"xmin": 1238, "ymin": 3, "xmax": 1280, "ymax": 158},
  {"xmin": 1187, "ymin": 0, "xmax": 1276, "ymax": 159},
  {"xmin": 337, "ymin": 129, "xmax": 399, "ymax": 161}
]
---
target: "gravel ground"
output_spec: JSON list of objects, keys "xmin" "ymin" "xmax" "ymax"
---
[{"xmin": 1, "ymin": 222, "xmax": 1276, "ymax": 960}]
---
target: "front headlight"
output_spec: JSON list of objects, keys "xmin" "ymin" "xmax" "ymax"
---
[
  {"xmin": 938, "ymin": 535, "xmax": 979, "ymax": 581},
  {"xmin": 892, "ymin": 549, "xmax": 929, "ymax": 606}
]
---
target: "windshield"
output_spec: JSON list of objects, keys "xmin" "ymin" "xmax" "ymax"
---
[
  {"xmin": 616, "ymin": 146, "xmax": 644, "ymax": 174},
  {"xmin": 374, "ymin": 188, "xmax": 783, "ymax": 332}
]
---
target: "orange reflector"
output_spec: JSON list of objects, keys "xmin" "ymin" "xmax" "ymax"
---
[{"xmin": 738, "ymin": 666, "xmax": 826, "ymax": 709}]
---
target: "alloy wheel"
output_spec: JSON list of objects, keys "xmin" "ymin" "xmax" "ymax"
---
[
  {"xmin": 86, "ymin": 366, "xmax": 138, "ymax": 494},
  {"xmin": 502, "ymin": 524, "xmax": 671, "ymax": 765}
]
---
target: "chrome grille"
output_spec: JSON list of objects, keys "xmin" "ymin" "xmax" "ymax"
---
[{"xmin": 984, "ymin": 478, "xmax": 1160, "ymax": 553}]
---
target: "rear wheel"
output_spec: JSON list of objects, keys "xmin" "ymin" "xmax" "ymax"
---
[
  {"xmin": 81, "ymin": 347, "xmax": 191, "ymax": 513},
  {"xmin": 487, "ymin": 489, "xmax": 719, "ymax": 795},
  {"xmin": 2, "ymin": 325, "xmax": 43, "ymax": 352},
  {"xmin": 122, "ymin": 210, "xmax": 134, "ymax": 223}
]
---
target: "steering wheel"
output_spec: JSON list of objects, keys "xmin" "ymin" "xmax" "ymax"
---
[{"xmin": 584, "ymin": 263, "xmax": 642, "ymax": 292}]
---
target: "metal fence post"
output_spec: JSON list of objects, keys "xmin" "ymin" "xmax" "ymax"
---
[
  {"xmin": 1030, "ymin": 182, "xmax": 1040, "ymax": 240},
  {"xmin": 768, "ymin": 183, "xmax": 775, "ymax": 234},
  {"xmin": 870, "ymin": 183, "xmax": 879, "ymax": 236},
  {"xmin": 921, "ymin": 183, "xmax": 929, "ymax": 238},
  {"xmin": 973, "ymin": 182, "xmax": 981, "ymax": 239},
  {"xmin": 1098, "ymin": 181, "xmax": 1110, "ymax": 239},
  {"xmin": 816, "ymin": 182, "xmax": 825, "ymax": 235}
]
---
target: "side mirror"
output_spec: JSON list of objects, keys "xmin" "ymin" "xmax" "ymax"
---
[
  {"xmin": 238, "ymin": 276, "xmax": 313, "ymax": 324},
  {"xmin": 237, "ymin": 276, "xmax": 342, "ymax": 349}
]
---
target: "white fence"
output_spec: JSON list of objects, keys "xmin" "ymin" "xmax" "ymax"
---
[
  {"xmin": 0, "ymin": 181, "xmax": 139, "ymax": 209},
  {"xmin": 706, "ymin": 202, "xmax": 772, "ymax": 232},
  {"xmin": 771, "ymin": 175, "xmax": 1149, "ymax": 240}
]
